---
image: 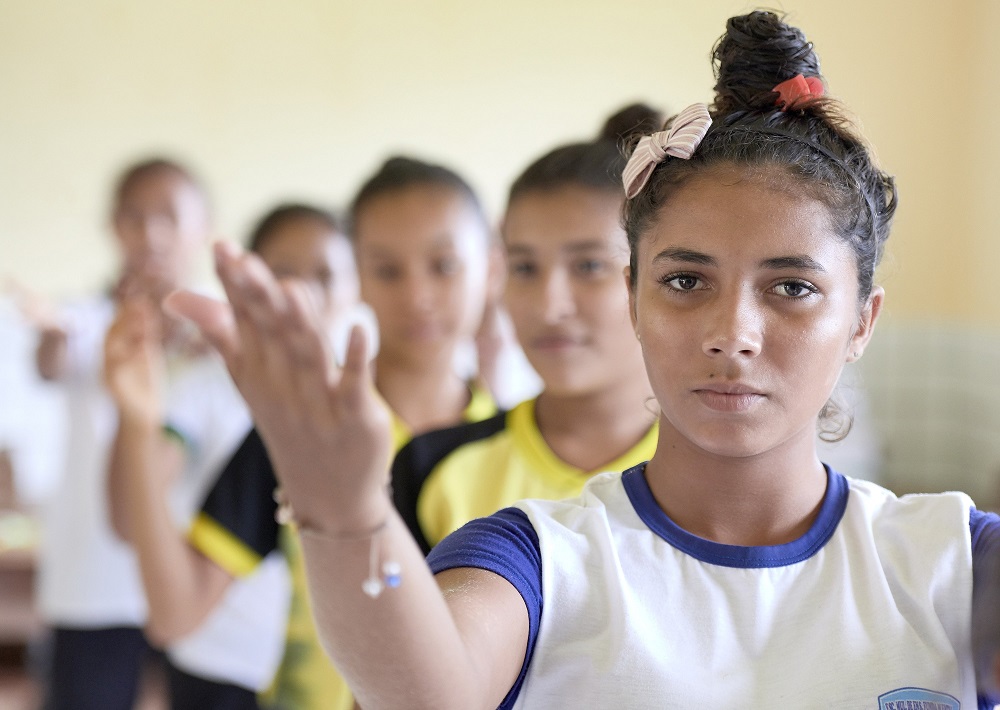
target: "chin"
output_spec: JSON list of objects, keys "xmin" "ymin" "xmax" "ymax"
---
[
  {"xmin": 671, "ymin": 419, "xmax": 779, "ymax": 460},
  {"xmin": 534, "ymin": 371, "xmax": 598, "ymax": 399}
]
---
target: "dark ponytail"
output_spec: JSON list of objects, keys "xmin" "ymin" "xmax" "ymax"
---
[{"xmin": 508, "ymin": 103, "xmax": 664, "ymax": 204}]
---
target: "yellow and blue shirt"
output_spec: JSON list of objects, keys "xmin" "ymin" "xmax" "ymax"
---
[{"xmin": 392, "ymin": 397, "xmax": 659, "ymax": 552}]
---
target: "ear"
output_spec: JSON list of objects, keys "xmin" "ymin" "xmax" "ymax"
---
[
  {"xmin": 624, "ymin": 266, "xmax": 639, "ymax": 337},
  {"xmin": 847, "ymin": 286, "xmax": 884, "ymax": 362}
]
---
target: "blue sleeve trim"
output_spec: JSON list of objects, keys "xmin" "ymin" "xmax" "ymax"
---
[
  {"xmin": 426, "ymin": 507, "xmax": 542, "ymax": 709},
  {"xmin": 971, "ymin": 508, "xmax": 1000, "ymax": 705}
]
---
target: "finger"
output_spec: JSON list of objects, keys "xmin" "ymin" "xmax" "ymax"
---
[
  {"xmin": 282, "ymin": 281, "xmax": 333, "ymax": 372},
  {"xmin": 240, "ymin": 252, "xmax": 290, "ymax": 332},
  {"xmin": 163, "ymin": 290, "xmax": 239, "ymax": 362},
  {"xmin": 214, "ymin": 242, "xmax": 287, "ymax": 372},
  {"xmin": 281, "ymin": 282, "xmax": 340, "ymax": 424},
  {"xmin": 339, "ymin": 324, "xmax": 374, "ymax": 412},
  {"xmin": 214, "ymin": 241, "xmax": 283, "ymax": 324}
]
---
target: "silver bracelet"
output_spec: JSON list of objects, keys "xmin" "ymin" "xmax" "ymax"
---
[{"xmin": 273, "ymin": 487, "xmax": 402, "ymax": 598}]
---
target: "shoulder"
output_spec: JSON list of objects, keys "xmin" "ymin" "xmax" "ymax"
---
[
  {"xmin": 392, "ymin": 410, "xmax": 508, "ymax": 499},
  {"xmin": 193, "ymin": 428, "xmax": 280, "ymax": 562},
  {"xmin": 427, "ymin": 507, "xmax": 541, "ymax": 602},
  {"xmin": 840, "ymin": 475, "xmax": 976, "ymax": 574},
  {"xmin": 512, "ymin": 469, "xmax": 630, "ymax": 540},
  {"xmin": 845, "ymin": 476, "xmax": 973, "ymax": 528},
  {"xmin": 392, "ymin": 410, "xmax": 509, "ymax": 551},
  {"xmin": 396, "ymin": 409, "xmax": 509, "ymax": 479}
]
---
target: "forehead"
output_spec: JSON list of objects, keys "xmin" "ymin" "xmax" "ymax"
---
[
  {"xmin": 116, "ymin": 170, "xmax": 202, "ymax": 211},
  {"xmin": 639, "ymin": 169, "xmax": 852, "ymax": 268},
  {"xmin": 354, "ymin": 184, "xmax": 486, "ymax": 255},
  {"xmin": 258, "ymin": 219, "xmax": 352, "ymax": 264},
  {"xmin": 504, "ymin": 186, "xmax": 624, "ymax": 251}
]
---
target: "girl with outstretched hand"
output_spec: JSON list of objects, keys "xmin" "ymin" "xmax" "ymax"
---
[
  {"xmin": 169, "ymin": 11, "xmax": 1000, "ymax": 709},
  {"xmin": 36, "ymin": 158, "xmax": 211, "ymax": 710},
  {"xmin": 106, "ymin": 204, "xmax": 360, "ymax": 708}
]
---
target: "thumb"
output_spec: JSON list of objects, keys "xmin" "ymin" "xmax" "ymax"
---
[{"xmin": 163, "ymin": 290, "xmax": 239, "ymax": 362}]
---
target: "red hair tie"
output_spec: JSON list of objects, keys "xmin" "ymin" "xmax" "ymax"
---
[{"xmin": 774, "ymin": 74, "xmax": 824, "ymax": 111}]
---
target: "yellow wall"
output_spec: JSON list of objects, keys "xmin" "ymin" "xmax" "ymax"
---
[{"xmin": 1, "ymin": 0, "xmax": 997, "ymax": 325}]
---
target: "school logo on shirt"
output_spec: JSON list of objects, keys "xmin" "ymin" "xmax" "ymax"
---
[{"xmin": 877, "ymin": 687, "xmax": 960, "ymax": 710}]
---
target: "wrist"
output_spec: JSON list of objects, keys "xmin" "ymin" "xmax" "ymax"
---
[
  {"xmin": 290, "ymin": 492, "xmax": 403, "ymax": 599},
  {"xmin": 276, "ymin": 484, "xmax": 393, "ymax": 538},
  {"xmin": 117, "ymin": 406, "xmax": 162, "ymax": 435}
]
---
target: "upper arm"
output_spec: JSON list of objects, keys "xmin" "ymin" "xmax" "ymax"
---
[
  {"xmin": 971, "ymin": 508, "xmax": 1000, "ymax": 699},
  {"xmin": 437, "ymin": 567, "xmax": 530, "ymax": 709},
  {"xmin": 427, "ymin": 507, "xmax": 544, "ymax": 709},
  {"xmin": 35, "ymin": 326, "xmax": 68, "ymax": 380}
]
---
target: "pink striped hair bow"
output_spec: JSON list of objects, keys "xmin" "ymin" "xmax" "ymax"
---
[{"xmin": 622, "ymin": 103, "xmax": 712, "ymax": 199}]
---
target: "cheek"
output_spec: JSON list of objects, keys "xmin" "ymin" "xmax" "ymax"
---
[
  {"xmin": 587, "ymin": 285, "xmax": 637, "ymax": 340},
  {"xmin": 359, "ymin": 282, "xmax": 399, "ymax": 327},
  {"xmin": 502, "ymin": 287, "xmax": 536, "ymax": 342}
]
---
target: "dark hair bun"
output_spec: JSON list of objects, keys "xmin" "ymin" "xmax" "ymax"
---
[
  {"xmin": 598, "ymin": 103, "xmax": 665, "ymax": 144},
  {"xmin": 712, "ymin": 11, "xmax": 822, "ymax": 115}
]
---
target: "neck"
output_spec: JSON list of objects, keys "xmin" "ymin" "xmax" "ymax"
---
[
  {"xmin": 643, "ymin": 422, "xmax": 827, "ymax": 547},
  {"xmin": 374, "ymin": 350, "xmax": 469, "ymax": 437},
  {"xmin": 534, "ymin": 374, "xmax": 656, "ymax": 472}
]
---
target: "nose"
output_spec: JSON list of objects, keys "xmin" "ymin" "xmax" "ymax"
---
[
  {"xmin": 702, "ymin": 288, "xmax": 763, "ymax": 359},
  {"xmin": 137, "ymin": 215, "xmax": 172, "ymax": 256},
  {"xmin": 540, "ymin": 267, "xmax": 576, "ymax": 324},
  {"xmin": 402, "ymin": 271, "xmax": 435, "ymax": 314}
]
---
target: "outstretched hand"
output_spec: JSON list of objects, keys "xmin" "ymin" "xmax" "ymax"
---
[
  {"xmin": 165, "ymin": 242, "xmax": 393, "ymax": 533},
  {"xmin": 104, "ymin": 298, "xmax": 164, "ymax": 425},
  {"xmin": 5, "ymin": 277, "xmax": 63, "ymax": 332}
]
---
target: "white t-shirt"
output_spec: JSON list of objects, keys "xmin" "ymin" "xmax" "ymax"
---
[
  {"xmin": 36, "ymin": 297, "xmax": 215, "ymax": 627},
  {"xmin": 427, "ymin": 464, "xmax": 1000, "ymax": 708},
  {"xmin": 514, "ymin": 470, "xmax": 976, "ymax": 708},
  {"xmin": 37, "ymin": 296, "xmax": 147, "ymax": 625}
]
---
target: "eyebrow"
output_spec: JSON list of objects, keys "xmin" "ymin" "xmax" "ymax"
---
[
  {"xmin": 760, "ymin": 255, "xmax": 827, "ymax": 272},
  {"xmin": 363, "ymin": 235, "xmax": 459, "ymax": 258},
  {"xmin": 507, "ymin": 239, "xmax": 610, "ymax": 255},
  {"xmin": 652, "ymin": 247, "xmax": 827, "ymax": 273}
]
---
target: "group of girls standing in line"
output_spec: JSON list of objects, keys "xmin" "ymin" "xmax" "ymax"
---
[
  {"xmin": 39, "ymin": 96, "xmax": 660, "ymax": 709},
  {"xmin": 169, "ymin": 9, "xmax": 1000, "ymax": 710},
  {"xmin": 31, "ymin": 9, "xmax": 1000, "ymax": 709}
]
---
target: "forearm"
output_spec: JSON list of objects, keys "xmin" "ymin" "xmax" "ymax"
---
[
  {"xmin": 112, "ymin": 415, "xmax": 230, "ymax": 645},
  {"xmin": 301, "ymin": 508, "xmax": 511, "ymax": 710},
  {"xmin": 35, "ymin": 327, "xmax": 68, "ymax": 380}
]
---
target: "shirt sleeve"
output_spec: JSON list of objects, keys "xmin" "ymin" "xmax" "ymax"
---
[
  {"xmin": 426, "ymin": 507, "xmax": 542, "ymax": 709},
  {"xmin": 970, "ymin": 507, "xmax": 1000, "ymax": 704},
  {"xmin": 187, "ymin": 427, "xmax": 280, "ymax": 578}
]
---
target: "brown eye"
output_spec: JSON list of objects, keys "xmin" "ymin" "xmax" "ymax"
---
[
  {"xmin": 664, "ymin": 274, "xmax": 701, "ymax": 291},
  {"xmin": 434, "ymin": 257, "xmax": 459, "ymax": 277},
  {"xmin": 573, "ymin": 258, "xmax": 607, "ymax": 277},
  {"xmin": 508, "ymin": 260, "xmax": 536, "ymax": 278},
  {"xmin": 373, "ymin": 264, "xmax": 400, "ymax": 281},
  {"xmin": 773, "ymin": 280, "xmax": 817, "ymax": 299}
]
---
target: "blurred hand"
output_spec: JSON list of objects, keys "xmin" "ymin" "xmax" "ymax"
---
[
  {"xmin": 165, "ymin": 242, "xmax": 394, "ymax": 533},
  {"xmin": 104, "ymin": 298, "xmax": 164, "ymax": 426},
  {"xmin": 5, "ymin": 277, "xmax": 63, "ymax": 332}
]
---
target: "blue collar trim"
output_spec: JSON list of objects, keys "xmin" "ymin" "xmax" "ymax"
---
[{"xmin": 621, "ymin": 462, "xmax": 848, "ymax": 568}]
